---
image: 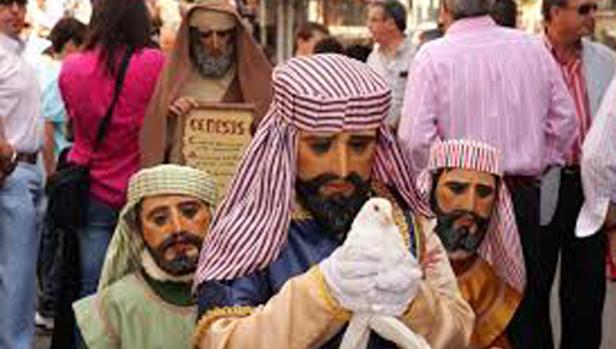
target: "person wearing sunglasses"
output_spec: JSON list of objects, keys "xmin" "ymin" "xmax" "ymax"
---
[
  {"xmin": 0, "ymin": 0, "xmax": 47, "ymax": 348},
  {"xmin": 540, "ymin": 1, "xmax": 616, "ymax": 348},
  {"xmin": 140, "ymin": 0, "xmax": 272, "ymax": 168}
]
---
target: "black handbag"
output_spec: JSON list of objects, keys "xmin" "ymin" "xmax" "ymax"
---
[{"xmin": 45, "ymin": 47, "xmax": 134, "ymax": 230}]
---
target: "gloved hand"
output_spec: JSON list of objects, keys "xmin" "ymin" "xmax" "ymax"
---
[
  {"xmin": 372, "ymin": 245, "xmax": 423, "ymax": 316},
  {"xmin": 320, "ymin": 241, "xmax": 423, "ymax": 316},
  {"xmin": 320, "ymin": 244, "xmax": 381, "ymax": 313}
]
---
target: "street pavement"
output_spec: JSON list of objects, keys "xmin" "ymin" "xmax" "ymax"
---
[{"xmin": 33, "ymin": 281, "xmax": 616, "ymax": 349}]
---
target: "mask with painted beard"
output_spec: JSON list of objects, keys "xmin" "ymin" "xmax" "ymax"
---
[
  {"xmin": 433, "ymin": 205, "xmax": 490, "ymax": 256},
  {"xmin": 296, "ymin": 172, "xmax": 371, "ymax": 240},
  {"xmin": 145, "ymin": 231, "xmax": 204, "ymax": 276},
  {"xmin": 189, "ymin": 28, "xmax": 235, "ymax": 78}
]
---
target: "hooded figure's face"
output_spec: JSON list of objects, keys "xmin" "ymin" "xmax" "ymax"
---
[
  {"xmin": 432, "ymin": 168, "xmax": 497, "ymax": 262},
  {"xmin": 139, "ymin": 194, "xmax": 211, "ymax": 276},
  {"xmin": 188, "ymin": 9, "xmax": 237, "ymax": 78},
  {"xmin": 295, "ymin": 130, "xmax": 377, "ymax": 239}
]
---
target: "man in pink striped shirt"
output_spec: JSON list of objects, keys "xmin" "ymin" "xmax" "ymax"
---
[
  {"xmin": 540, "ymin": 1, "xmax": 615, "ymax": 348},
  {"xmin": 398, "ymin": 0, "xmax": 578, "ymax": 348}
]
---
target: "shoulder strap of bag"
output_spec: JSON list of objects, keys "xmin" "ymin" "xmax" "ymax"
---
[{"xmin": 92, "ymin": 46, "xmax": 135, "ymax": 153}]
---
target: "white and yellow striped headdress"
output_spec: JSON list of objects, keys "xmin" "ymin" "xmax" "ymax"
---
[{"xmin": 98, "ymin": 164, "xmax": 217, "ymax": 291}]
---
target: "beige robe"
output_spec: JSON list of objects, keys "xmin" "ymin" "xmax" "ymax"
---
[{"xmin": 193, "ymin": 217, "xmax": 474, "ymax": 349}]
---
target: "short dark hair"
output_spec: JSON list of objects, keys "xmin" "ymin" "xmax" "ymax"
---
[
  {"xmin": 443, "ymin": 0, "xmax": 491, "ymax": 20},
  {"xmin": 313, "ymin": 36, "xmax": 345, "ymax": 55},
  {"xmin": 372, "ymin": 0, "xmax": 407, "ymax": 33},
  {"xmin": 489, "ymin": 0, "xmax": 517, "ymax": 28},
  {"xmin": 345, "ymin": 44, "xmax": 372, "ymax": 62},
  {"xmin": 48, "ymin": 17, "xmax": 87, "ymax": 54},
  {"xmin": 295, "ymin": 22, "xmax": 329, "ymax": 41},
  {"xmin": 542, "ymin": 0, "xmax": 568, "ymax": 21}
]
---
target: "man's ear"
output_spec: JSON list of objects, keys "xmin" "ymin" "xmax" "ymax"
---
[
  {"xmin": 384, "ymin": 16, "xmax": 396, "ymax": 30},
  {"xmin": 549, "ymin": 6, "xmax": 561, "ymax": 22}
]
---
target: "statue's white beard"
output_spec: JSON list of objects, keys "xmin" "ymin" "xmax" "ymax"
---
[
  {"xmin": 194, "ymin": 46, "xmax": 234, "ymax": 78},
  {"xmin": 140, "ymin": 249, "xmax": 195, "ymax": 284}
]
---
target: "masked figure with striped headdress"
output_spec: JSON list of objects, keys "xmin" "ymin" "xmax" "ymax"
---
[
  {"xmin": 417, "ymin": 140, "xmax": 526, "ymax": 349},
  {"xmin": 73, "ymin": 165, "xmax": 217, "ymax": 349},
  {"xmin": 193, "ymin": 54, "xmax": 473, "ymax": 349}
]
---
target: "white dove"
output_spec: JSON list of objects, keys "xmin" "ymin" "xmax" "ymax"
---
[{"xmin": 339, "ymin": 198, "xmax": 431, "ymax": 349}]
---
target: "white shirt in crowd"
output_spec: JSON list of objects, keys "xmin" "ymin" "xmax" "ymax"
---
[
  {"xmin": 577, "ymin": 75, "xmax": 616, "ymax": 237},
  {"xmin": 367, "ymin": 36, "xmax": 415, "ymax": 127},
  {"xmin": 0, "ymin": 34, "xmax": 43, "ymax": 153}
]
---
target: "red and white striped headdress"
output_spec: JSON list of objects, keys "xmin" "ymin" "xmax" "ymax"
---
[
  {"xmin": 417, "ymin": 140, "xmax": 526, "ymax": 293},
  {"xmin": 195, "ymin": 54, "xmax": 430, "ymax": 284}
]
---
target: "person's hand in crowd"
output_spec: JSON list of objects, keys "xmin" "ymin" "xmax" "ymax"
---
[{"xmin": 168, "ymin": 96, "xmax": 199, "ymax": 117}]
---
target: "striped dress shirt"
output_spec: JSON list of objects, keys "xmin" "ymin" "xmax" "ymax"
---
[
  {"xmin": 399, "ymin": 16, "xmax": 578, "ymax": 177},
  {"xmin": 544, "ymin": 37, "xmax": 592, "ymax": 165}
]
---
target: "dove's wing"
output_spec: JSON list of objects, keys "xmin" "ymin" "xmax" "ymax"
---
[
  {"xmin": 339, "ymin": 314, "xmax": 371, "ymax": 349},
  {"xmin": 369, "ymin": 315, "xmax": 432, "ymax": 349}
]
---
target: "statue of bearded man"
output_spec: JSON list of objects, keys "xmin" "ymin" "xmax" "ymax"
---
[
  {"xmin": 417, "ymin": 140, "xmax": 527, "ymax": 349},
  {"xmin": 74, "ymin": 165, "xmax": 218, "ymax": 349},
  {"xmin": 140, "ymin": 0, "xmax": 272, "ymax": 167}
]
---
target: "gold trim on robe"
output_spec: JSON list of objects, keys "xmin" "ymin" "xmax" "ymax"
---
[{"xmin": 457, "ymin": 257, "xmax": 521, "ymax": 349}]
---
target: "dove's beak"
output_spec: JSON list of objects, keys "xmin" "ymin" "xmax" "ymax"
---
[{"xmin": 383, "ymin": 215, "xmax": 393, "ymax": 226}]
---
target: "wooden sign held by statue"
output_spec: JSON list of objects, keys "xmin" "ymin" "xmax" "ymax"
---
[{"xmin": 182, "ymin": 102, "xmax": 254, "ymax": 196}]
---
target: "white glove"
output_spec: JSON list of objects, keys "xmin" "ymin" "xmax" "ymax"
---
[
  {"xmin": 320, "ymin": 244, "xmax": 381, "ymax": 313},
  {"xmin": 372, "ymin": 247, "xmax": 423, "ymax": 316},
  {"xmin": 321, "ymin": 243, "xmax": 422, "ymax": 315}
]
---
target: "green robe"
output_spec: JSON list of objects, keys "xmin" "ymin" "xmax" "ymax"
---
[{"xmin": 74, "ymin": 272, "xmax": 196, "ymax": 349}]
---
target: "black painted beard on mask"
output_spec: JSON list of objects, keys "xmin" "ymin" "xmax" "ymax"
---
[
  {"xmin": 189, "ymin": 30, "xmax": 235, "ymax": 78},
  {"xmin": 433, "ymin": 205, "xmax": 490, "ymax": 255},
  {"xmin": 295, "ymin": 173, "xmax": 371, "ymax": 240},
  {"xmin": 145, "ymin": 231, "xmax": 204, "ymax": 276}
]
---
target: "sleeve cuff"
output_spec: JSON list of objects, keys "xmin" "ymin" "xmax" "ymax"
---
[
  {"xmin": 193, "ymin": 306, "xmax": 254, "ymax": 349},
  {"xmin": 312, "ymin": 266, "xmax": 351, "ymax": 322}
]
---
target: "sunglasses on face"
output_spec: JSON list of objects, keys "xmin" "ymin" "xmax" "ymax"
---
[
  {"xmin": 196, "ymin": 28, "xmax": 235, "ymax": 40},
  {"xmin": 0, "ymin": 0, "xmax": 27, "ymax": 7},
  {"xmin": 564, "ymin": 2, "xmax": 598, "ymax": 15}
]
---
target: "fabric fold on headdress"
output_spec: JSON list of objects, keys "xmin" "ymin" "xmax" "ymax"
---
[
  {"xmin": 417, "ymin": 139, "xmax": 526, "ymax": 293},
  {"xmin": 98, "ymin": 164, "xmax": 217, "ymax": 291},
  {"xmin": 195, "ymin": 54, "xmax": 431, "ymax": 285}
]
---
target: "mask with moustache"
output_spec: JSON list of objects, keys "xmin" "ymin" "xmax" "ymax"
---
[
  {"xmin": 296, "ymin": 172, "xmax": 371, "ymax": 240},
  {"xmin": 433, "ymin": 205, "xmax": 490, "ymax": 255},
  {"xmin": 145, "ymin": 231, "xmax": 204, "ymax": 276}
]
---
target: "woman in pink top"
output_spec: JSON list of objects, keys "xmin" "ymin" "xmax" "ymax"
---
[{"xmin": 59, "ymin": 0, "xmax": 164, "ymax": 298}]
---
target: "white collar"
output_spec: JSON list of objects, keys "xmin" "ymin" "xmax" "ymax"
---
[{"xmin": 0, "ymin": 33, "xmax": 24, "ymax": 55}]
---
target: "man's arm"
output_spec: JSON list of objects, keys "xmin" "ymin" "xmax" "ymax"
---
[
  {"xmin": 542, "ymin": 48, "xmax": 578, "ymax": 166},
  {"xmin": 577, "ymin": 76, "xmax": 616, "ymax": 237},
  {"xmin": 0, "ymin": 56, "xmax": 20, "ymax": 183},
  {"xmin": 398, "ymin": 50, "xmax": 440, "ymax": 176},
  {"xmin": 400, "ymin": 225, "xmax": 474, "ymax": 349},
  {"xmin": 42, "ymin": 121, "xmax": 57, "ymax": 175},
  {"xmin": 195, "ymin": 267, "xmax": 350, "ymax": 349}
]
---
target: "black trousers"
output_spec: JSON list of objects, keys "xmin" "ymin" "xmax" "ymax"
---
[
  {"xmin": 505, "ymin": 179, "xmax": 553, "ymax": 349},
  {"xmin": 505, "ymin": 173, "xmax": 606, "ymax": 349},
  {"xmin": 538, "ymin": 170, "xmax": 606, "ymax": 349}
]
